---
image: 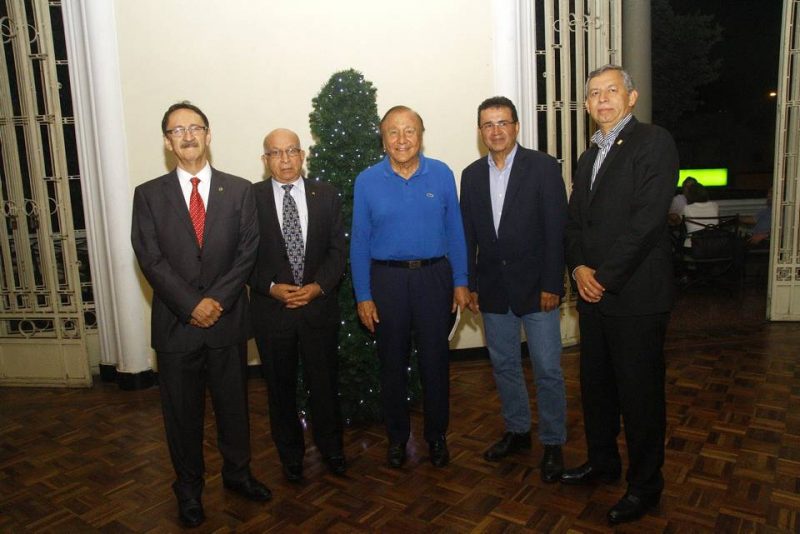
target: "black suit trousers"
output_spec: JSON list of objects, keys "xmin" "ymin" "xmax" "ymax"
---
[
  {"xmin": 372, "ymin": 259, "xmax": 453, "ymax": 444},
  {"xmin": 255, "ymin": 321, "xmax": 342, "ymax": 465},
  {"xmin": 578, "ymin": 308, "xmax": 668, "ymax": 498},
  {"xmin": 156, "ymin": 343, "xmax": 251, "ymax": 501}
]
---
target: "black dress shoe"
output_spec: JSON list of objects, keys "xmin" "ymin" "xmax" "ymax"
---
[
  {"xmin": 483, "ymin": 431, "xmax": 531, "ymax": 461},
  {"xmin": 178, "ymin": 498, "xmax": 205, "ymax": 528},
  {"xmin": 607, "ymin": 492, "xmax": 660, "ymax": 524},
  {"xmin": 387, "ymin": 442, "xmax": 407, "ymax": 468},
  {"xmin": 223, "ymin": 477, "xmax": 272, "ymax": 502},
  {"xmin": 559, "ymin": 462, "xmax": 620, "ymax": 485},
  {"xmin": 429, "ymin": 438, "xmax": 449, "ymax": 467},
  {"xmin": 540, "ymin": 445, "xmax": 563, "ymax": 483},
  {"xmin": 324, "ymin": 454, "xmax": 347, "ymax": 475},
  {"xmin": 282, "ymin": 462, "xmax": 303, "ymax": 482}
]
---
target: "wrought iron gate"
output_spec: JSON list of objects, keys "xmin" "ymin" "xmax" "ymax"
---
[
  {"xmin": 0, "ymin": 0, "xmax": 93, "ymax": 386},
  {"xmin": 531, "ymin": 0, "xmax": 622, "ymax": 344},
  {"xmin": 770, "ymin": 0, "xmax": 800, "ymax": 320}
]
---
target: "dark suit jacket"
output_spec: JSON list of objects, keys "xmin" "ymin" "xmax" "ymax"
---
[
  {"xmin": 565, "ymin": 117, "xmax": 679, "ymax": 316},
  {"xmin": 131, "ymin": 167, "xmax": 259, "ymax": 352},
  {"xmin": 460, "ymin": 145, "xmax": 567, "ymax": 315},
  {"xmin": 249, "ymin": 178, "xmax": 345, "ymax": 333}
]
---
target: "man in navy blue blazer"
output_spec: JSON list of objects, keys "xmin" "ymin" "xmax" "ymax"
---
[{"xmin": 460, "ymin": 97, "xmax": 567, "ymax": 482}]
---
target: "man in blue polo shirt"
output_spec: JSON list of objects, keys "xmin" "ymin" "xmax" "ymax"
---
[{"xmin": 351, "ymin": 105, "xmax": 470, "ymax": 469}]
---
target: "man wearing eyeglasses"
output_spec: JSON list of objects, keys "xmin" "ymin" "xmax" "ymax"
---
[
  {"xmin": 459, "ymin": 97, "xmax": 568, "ymax": 481},
  {"xmin": 131, "ymin": 101, "xmax": 269, "ymax": 528},
  {"xmin": 249, "ymin": 128, "xmax": 347, "ymax": 482}
]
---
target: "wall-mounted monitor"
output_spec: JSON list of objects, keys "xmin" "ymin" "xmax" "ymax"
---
[{"xmin": 678, "ymin": 168, "xmax": 728, "ymax": 187}]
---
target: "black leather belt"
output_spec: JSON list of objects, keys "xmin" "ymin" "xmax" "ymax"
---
[{"xmin": 372, "ymin": 256, "xmax": 445, "ymax": 269}]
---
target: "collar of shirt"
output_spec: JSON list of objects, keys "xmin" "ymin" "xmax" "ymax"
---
[
  {"xmin": 591, "ymin": 113, "xmax": 634, "ymax": 149},
  {"xmin": 487, "ymin": 143, "xmax": 518, "ymax": 173},
  {"xmin": 176, "ymin": 162, "xmax": 212, "ymax": 208},
  {"xmin": 271, "ymin": 175, "xmax": 305, "ymax": 197},
  {"xmin": 488, "ymin": 144, "xmax": 517, "ymax": 233},
  {"xmin": 272, "ymin": 176, "xmax": 309, "ymax": 241},
  {"xmin": 381, "ymin": 153, "xmax": 428, "ymax": 180}
]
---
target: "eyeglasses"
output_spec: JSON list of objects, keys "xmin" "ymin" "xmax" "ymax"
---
[
  {"xmin": 165, "ymin": 125, "xmax": 208, "ymax": 138},
  {"xmin": 479, "ymin": 120, "xmax": 516, "ymax": 131},
  {"xmin": 264, "ymin": 147, "xmax": 303, "ymax": 159}
]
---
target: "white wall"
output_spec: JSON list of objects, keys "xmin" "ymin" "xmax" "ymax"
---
[
  {"xmin": 115, "ymin": 0, "xmax": 492, "ymax": 185},
  {"xmin": 115, "ymin": 0, "xmax": 495, "ymax": 350}
]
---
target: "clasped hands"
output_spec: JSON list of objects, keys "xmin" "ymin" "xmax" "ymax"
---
[
  {"xmin": 270, "ymin": 282, "xmax": 322, "ymax": 308},
  {"xmin": 190, "ymin": 297, "xmax": 223, "ymax": 328}
]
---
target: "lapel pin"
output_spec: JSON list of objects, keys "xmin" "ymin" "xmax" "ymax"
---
[
  {"xmin": 616, "ymin": 139, "xmax": 624, "ymax": 146},
  {"xmin": 218, "ymin": 187, "xmax": 223, "ymax": 192}
]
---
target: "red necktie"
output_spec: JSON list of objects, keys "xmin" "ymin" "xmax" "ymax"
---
[{"xmin": 189, "ymin": 177, "xmax": 205, "ymax": 247}]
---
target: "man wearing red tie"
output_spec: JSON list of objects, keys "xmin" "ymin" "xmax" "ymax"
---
[{"xmin": 131, "ymin": 102, "xmax": 269, "ymax": 528}]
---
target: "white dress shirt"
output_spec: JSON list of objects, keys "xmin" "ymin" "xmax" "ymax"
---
[
  {"xmin": 177, "ymin": 163, "xmax": 212, "ymax": 209},
  {"xmin": 488, "ymin": 144, "xmax": 518, "ymax": 234},
  {"xmin": 272, "ymin": 176, "xmax": 309, "ymax": 249}
]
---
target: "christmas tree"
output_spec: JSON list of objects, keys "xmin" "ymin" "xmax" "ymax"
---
[{"xmin": 306, "ymin": 69, "xmax": 388, "ymax": 423}]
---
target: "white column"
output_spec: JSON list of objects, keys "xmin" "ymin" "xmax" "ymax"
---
[
  {"xmin": 491, "ymin": 0, "xmax": 536, "ymax": 147},
  {"xmin": 622, "ymin": 0, "xmax": 652, "ymax": 123},
  {"xmin": 61, "ymin": 0, "xmax": 152, "ymax": 375},
  {"xmin": 492, "ymin": 0, "xmax": 521, "ymax": 103}
]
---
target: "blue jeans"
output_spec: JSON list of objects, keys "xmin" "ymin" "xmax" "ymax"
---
[{"xmin": 482, "ymin": 309, "xmax": 566, "ymax": 445}]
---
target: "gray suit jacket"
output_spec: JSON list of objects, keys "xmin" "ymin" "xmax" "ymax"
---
[{"xmin": 131, "ymin": 167, "xmax": 259, "ymax": 351}]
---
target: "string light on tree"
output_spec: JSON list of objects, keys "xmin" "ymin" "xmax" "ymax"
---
[{"xmin": 307, "ymin": 69, "xmax": 423, "ymax": 423}]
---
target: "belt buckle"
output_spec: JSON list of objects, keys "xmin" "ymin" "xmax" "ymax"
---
[{"xmin": 408, "ymin": 260, "xmax": 422, "ymax": 269}]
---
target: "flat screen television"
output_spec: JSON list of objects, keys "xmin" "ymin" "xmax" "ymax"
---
[{"xmin": 678, "ymin": 168, "xmax": 728, "ymax": 187}]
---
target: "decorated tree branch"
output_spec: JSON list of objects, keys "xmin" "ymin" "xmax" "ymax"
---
[{"xmin": 307, "ymin": 69, "xmax": 422, "ymax": 423}]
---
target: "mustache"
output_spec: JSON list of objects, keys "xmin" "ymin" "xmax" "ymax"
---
[{"xmin": 180, "ymin": 140, "xmax": 199, "ymax": 148}]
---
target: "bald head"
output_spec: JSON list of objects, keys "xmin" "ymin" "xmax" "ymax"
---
[
  {"xmin": 263, "ymin": 128, "xmax": 300, "ymax": 152},
  {"xmin": 262, "ymin": 128, "xmax": 305, "ymax": 183}
]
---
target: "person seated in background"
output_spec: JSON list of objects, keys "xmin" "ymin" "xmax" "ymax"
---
[
  {"xmin": 667, "ymin": 176, "xmax": 697, "ymax": 226},
  {"xmin": 742, "ymin": 186, "xmax": 772, "ymax": 246},
  {"xmin": 682, "ymin": 183, "xmax": 719, "ymax": 247}
]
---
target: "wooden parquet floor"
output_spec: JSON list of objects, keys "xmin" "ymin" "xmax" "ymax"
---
[{"xmin": 2, "ymin": 283, "xmax": 800, "ymax": 532}]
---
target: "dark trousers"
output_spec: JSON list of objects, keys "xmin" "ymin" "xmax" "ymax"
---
[
  {"xmin": 578, "ymin": 309, "xmax": 669, "ymax": 498},
  {"xmin": 371, "ymin": 259, "xmax": 453, "ymax": 444},
  {"xmin": 255, "ymin": 322, "xmax": 342, "ymax": 465},
  {"xmin": 156, "ymin": 343, "xmax": 251, "ymax": 502}
]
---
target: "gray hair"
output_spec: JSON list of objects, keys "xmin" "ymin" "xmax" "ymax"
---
[{"xmin": 584, "ymin": 64, "xmax": 635, "ymax": 96}]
